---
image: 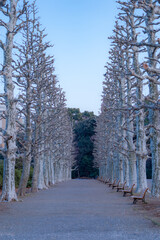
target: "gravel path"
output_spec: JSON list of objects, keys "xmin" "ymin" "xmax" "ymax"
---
[{"xmin": 0, "ymin": 179, "xmax": 160, "ymax": 240}]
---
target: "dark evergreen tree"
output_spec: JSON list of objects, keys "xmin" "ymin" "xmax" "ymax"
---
[{"xmin": 68, "ymin": 108, "xmax": 98, "ymax": 178}]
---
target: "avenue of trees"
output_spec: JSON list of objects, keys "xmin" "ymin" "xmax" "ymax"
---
[
  {"xmin": 68, "ymin": 108, "xmax": 98, "ymax": 178},
  {"xmin": 94, "ymin": 0, "xmax": 160, "ymax": 197},
  {"xmin": 0, "ymin": 0, "xmax": 73, "ymax": 201}
]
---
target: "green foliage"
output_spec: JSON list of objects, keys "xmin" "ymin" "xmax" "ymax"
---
[
  {"xmin": 0, "ymin": 159, "xmax": 33, "ymax": 189},
  {"xmin": 15, "ymin": 168, "xmax": 22, "ymax": 188},
  {"xmin": 68, "ymin": 108, "xmax": 82, "ymax": 122},
  {"xmin": 15, "ymin": 158, "xmax": 23, "ymax": 170},
  {"xmin": 68, "ymin": 108, "xmax": 94, "ymax": 123},
  {"xmin": 15, "ymin": 158, "xmax": 23, "ymax": 188},
  {"xmin": 81, "ymin": 111, "xmax": 94, "ymax": 119},
  {"xmin": 70, "ymin": 108, "xmax": 98, "ymax": 178}
]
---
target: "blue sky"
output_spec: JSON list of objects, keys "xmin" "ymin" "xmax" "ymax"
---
[{"xmin": 38, "ymin": 0, "xmax": 118, "ymax": 115}]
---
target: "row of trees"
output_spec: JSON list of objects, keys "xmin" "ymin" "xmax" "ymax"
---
[
  {"xmin": 0, "ymin": 0, "xmax": 73, "ymax": 201},
  {"xmin": 95, "ymin": 0, "xmax": 160, "ymax": 197}
]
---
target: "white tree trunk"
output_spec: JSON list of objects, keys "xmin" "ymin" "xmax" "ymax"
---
[{"xmin": 1, "ymin": 0, "xmax": 18, "ymax": 201}]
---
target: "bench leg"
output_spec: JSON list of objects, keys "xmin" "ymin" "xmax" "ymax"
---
[
  {"xmin": 133, "ymin": 198, "xmax": 137, "ymax": 204},
  {"xmin": 123, "ymin": 192, "xmax": 126, "ymax": 197},
  {"xmin": 142, "ymin": 199, "xmax": 147, "ymax": 204}
]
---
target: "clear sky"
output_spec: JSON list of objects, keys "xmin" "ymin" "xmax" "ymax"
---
[{"xmin": 38, "ymin": 0, "xmax": 118, "ymax": 115}]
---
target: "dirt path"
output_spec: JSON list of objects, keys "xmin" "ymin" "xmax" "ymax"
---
[{"xmin": 0, "ymin": 179, "xmax": 160, "ymax": 240}]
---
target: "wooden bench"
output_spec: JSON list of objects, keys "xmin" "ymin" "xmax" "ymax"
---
[
  {"xmin": 103, "ymin": 178, "xmax": 107, "ymax": 183},
  {"xmin": 108, "ymin": 179, "xmax": 116, "ymax": 187},
  {"xmin": 105, "ymin": 178, "xmax": 111, "ymax": 184},
  {"xmin": 98, "ymin": 176, "xmax": 103, "ymax": 182},
  {"xmin": 122, "ymin": 184, "xmax": 135, "ymax": 196},
  {"xmin": 116, "ymin": 181, "xmax": 126, "ymax": 192},
  {"xmin": 112, "ymin": 180, "xmax": 120, "ymax": 189},
  {"xmin": 131, "ymin": 188, "xmax": 149, "ymax": 204}
]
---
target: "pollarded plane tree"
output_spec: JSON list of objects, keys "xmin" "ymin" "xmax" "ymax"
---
[
  {"xmin": 95, "ymin": 24, "xmax": 124, "ymax": 183},
  {"xmin": 13, "ymin": 1, "xmax": 57, "ymax": 194},
  {"xmin": 39, "ymin": 77, "xmax": 57, "ymax": 188},
  {"xmin": 60, "ymin": 112, "xmax": 73, "ymax": 181},
  {"xmin": 97, "ymin": 0, "xmax": 160, "ymax": 196},
  {"xmin": 103, "ymin": 42, "xmax": 129, "ymax": 184},
  {"xmin": 127, "ymin": 0, "xmax": 148, "ymax": 192},
  {"xmin": 95, "ymin": 53, "xmax": 124, "ymax": 182},
  {"xmin": 37, "ymin": 80, "xmax": 73, "ymax": 185},
  {"xmin": 0, "ymin": 0, "xmax": 73, "ymax": 200},
  {"xmin": 123, "ymin": 22, "xmax": 137, "ymax": 188},
  {"xmin": 14, "ymin": 0, "xmax": 72, "ymax": 193},
  {"xmin": 100, "ymin": 0, "xmax": 148, "ymax": 192},
  {"xmin": 13, "ymin": 2, "xmax": 39, "ymax": 196},
  {"xmin": 60, "ymin": 108, "xmax": 73, "ymax": 181},
  {"xmin": 142, "ymin": 0, "xmax": 160, "ymax": 197},
  {"xmin": 28, "ymin": 24, "xmax": 73, "ymax": 191},
  {"xmin": 96, "ymin": 0, "xmax": 148, "ymax": 191},
  {"xmin": 119, "ymin": 0, "xmax": 160, "ymax": 196},
  {"xmin": 43, "ymin": 77, "xmax": 62, "ymax": 186},
  {"xmin": 95, "ymin": 21, "xmax": 130, "ymax": 185},
  {"xmin": 109, "ymin": 30, "xmax": 130, "ymax": 185},
  {"xmin": 94, "ymin": 112, "xmax": 109, "ymax": 179},
  {"xmin": 94, "ymin": 101, "xmax": 110, "ymax": 179},
  {"xmin": 0, "ymin": 0, "xmax": 28, "ymax": 201},
  {"xmin": 61, "ymin": 109, "xmax": 73, "ymax": 181},
  {"xmin": 94, "ymin": 90, "xmax": 109, "ymax": 179},
  {"xmin": 36, "ymin": 33, "xmax": 55, "ymax": 191},
  {"xmin": 115, "ymin": 0, "xmax": 148, "ymax": 192},
  {"xmin": 108, "ymin": 52, "xmax": 124, "ymax": 183},
  {"xmin": 31, "ymin": 29, "xmax": 56, "ymax": 193},
  {"xmin": 111, "ymin": 20, "xmax": 138, "ymax": 187},
  {"xmin": 51, "ymin": 89, "xmax": 73, "ymax": 183}
]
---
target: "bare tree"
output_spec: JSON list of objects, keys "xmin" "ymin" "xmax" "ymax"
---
[{"xmin": 0, "ymin": 0, "xmax": 27, "ymax": 201}]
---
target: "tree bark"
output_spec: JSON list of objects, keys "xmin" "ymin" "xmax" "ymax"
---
[{"xmin": 1, "ymin": 0, "xmax": 18, "ymax": 201}]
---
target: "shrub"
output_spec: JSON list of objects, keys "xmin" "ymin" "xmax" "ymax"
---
[
  {"xmin": 0, "ymin": 160, "xmax": 33, "ymax": 189},
  {"xmin": 15, "ymin": 168, "xmax": 22, "ymax": 188},
  {"xmin": 0, "ymin": 162, "xmax": 23, "ymax": 189}
]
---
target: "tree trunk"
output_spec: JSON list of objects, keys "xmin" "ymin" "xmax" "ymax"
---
[
  {"xmin": 144, "ymin": 0, "xmax": 160, "ymax": 197},
  {"xmin": 1, "ymin": 0, "xmax": 18, "ymax": 202},
  {"xmin": 18, "ymin": 84, "xmax": 32, "ymax": 196},
  {"xmin": 31, "ymin": 126, "xmax": 39, "ymax": 193},
  {"xmin": 130, "ymin": 8, "xmax": 147, "ymax": 192}
]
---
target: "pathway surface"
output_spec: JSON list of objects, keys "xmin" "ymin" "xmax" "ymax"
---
[{"xmin": 0, "ymin": 179, "xmax": 160, "ymax": 240}]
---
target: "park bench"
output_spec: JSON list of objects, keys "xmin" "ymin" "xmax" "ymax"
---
[
  {"xmin": 98, "ymin": 176, "xmax": 103, "ymax": 182},
  {"xmin": 122, "ymin": 184, "xmax": 135, "ymax": 196},
  {"xmin": 116, "ymin": 181, "xmax": 126, "ymax": 192},
  {"xmin": 108, "ymin": 179, "xmax": 116, "ymax": 187},
  {"xmin": 102, "ymin": 178, "xmax": 107, "ymax": 183},
  {"xmin": 100, "ymin": 177, "xmax": 103, "ymax": 182},
  {"xmin": 105, "ymin": 178, "xmax": 110, "ymax": 184},
  {"xmin": 131, "ymin": 188, "xmax": 149, "ymax": 204},
  {"xmin": 112, "ymin": 180, "xmax": 120, "ymax": 189}
]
